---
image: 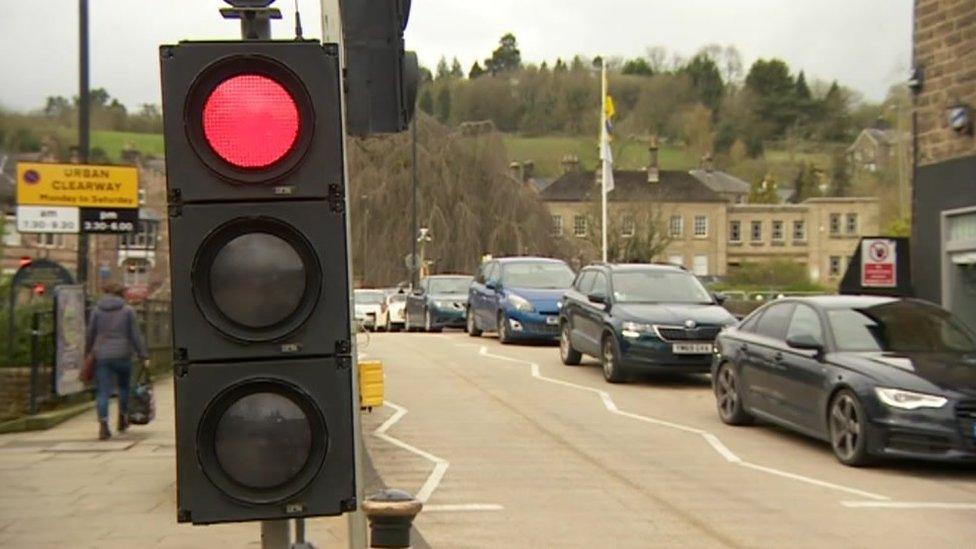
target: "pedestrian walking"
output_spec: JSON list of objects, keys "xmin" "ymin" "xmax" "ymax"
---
[{"xmin": 85, "ymin": 283, "xmax": 149, "ymax": 440}]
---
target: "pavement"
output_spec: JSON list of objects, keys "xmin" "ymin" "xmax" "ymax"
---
[
  {"xmin": 360, "ymin": 330, "xmax": 976, "ymax": 548},
  {"xmin": 0, "ymin": 374, "xmax": 349, "ymax": 548}
]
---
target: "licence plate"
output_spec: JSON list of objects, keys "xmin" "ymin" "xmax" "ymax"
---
[
  {"xmin": 546, "ymin": 316, "xmax": 559, "ymax": 325},
  {"xmin": 672, "ymin": 342, "xmax": 714, "ymax": 355}
]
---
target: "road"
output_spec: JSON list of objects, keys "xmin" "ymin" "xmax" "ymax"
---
[{"xmin": 360, "ymin": 330, "xmax": 976, "ymax": 549}]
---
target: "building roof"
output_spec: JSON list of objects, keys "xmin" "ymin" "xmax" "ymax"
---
[
  {"xmin": 527, "ymin": 177, "xmax": 554, "ymax": 193},
  {"xmin": 540, "ymin": 169, "xmax": 725, "ymax": 203},
  {"xmin": 849, "ymin": 128, "xmax": 908, "ymax": 150},
  {"xmin": 688, "ymin": 169, "xmax": 750, "ymax": 195}
]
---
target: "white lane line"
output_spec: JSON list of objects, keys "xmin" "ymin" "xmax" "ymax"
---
[
  {"xmin": 373, "ymin": 400, "xmax": 449, "ymax": 503},
  {"xmin": 477, "ymin": 345, "xmax": 890, "ymax": 502},
  {"xmin": 423, "ymin": 504, "xmax": 506, "ymax": 513},
  {"xmin": 841, "ymin": 501, "xmax": 976, "ymax": 510}
]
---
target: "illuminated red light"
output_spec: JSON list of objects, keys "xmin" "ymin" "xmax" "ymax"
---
[{"xmin": 202, "ymin": 74, "xmax": 300, "ymax": 169}]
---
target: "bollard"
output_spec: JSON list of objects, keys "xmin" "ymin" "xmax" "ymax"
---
[{"xmin": 361, "ymin": 489, "xmax": 422, "ymax": 548}]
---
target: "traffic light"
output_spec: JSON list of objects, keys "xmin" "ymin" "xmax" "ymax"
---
[
  {"xmin": 160, "ymin": 40, "xmax": 355, "ymax": 525},
  {"xmin": 341, "ymin": 0, "xmax": 419, "ymax": 135}
]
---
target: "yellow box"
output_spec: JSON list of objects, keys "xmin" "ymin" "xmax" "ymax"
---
[
  {"xmin": 17, "ymin": 162, "xmax": 139, "ymax": 209},
  {"xmin": 358, "ymin": 360, "xmax": 384, "ymax": 410}
]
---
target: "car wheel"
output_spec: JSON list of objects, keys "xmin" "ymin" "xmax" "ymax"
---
[
  {"xmin": 560, "ymin": 323, "xmax": 582, "ymax": 365},
  {"xmin": 425, "ymin": 309, "xmax": 442, "ymax": 333},
  {"xmin": 715, "ymin": 363, "xmax": 753, "ymax": 425},
  {"xmin": 828, "ymin": 390, "xmax": 873, "ymax": 467},
  {"xmin": 467, "ymin": 309, "xmax": 482, "ymax": 337},
  {"xmin": 601, "ymin": 334, "xmax": 626, "ymax": 383},
  {"xmin": 497, "ymin": 312, "xmax": 512, "ymax": 344},
  {"xmin": 404, "ymin": 312, "xmax": 416, "ymax": 333}
]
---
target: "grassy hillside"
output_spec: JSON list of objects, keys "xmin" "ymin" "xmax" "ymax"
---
[
  {"xmin": 92, "ymin": 130, "xmax": 164, "ymax": 161},
  {"xmin": 503, "ymin": 135, "xmax": 696, "ymax": 178}
]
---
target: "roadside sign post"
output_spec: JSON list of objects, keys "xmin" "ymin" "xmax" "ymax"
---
[{"xmin": 861, "ymin": 238, "xmax": 898, "ymax": 288}]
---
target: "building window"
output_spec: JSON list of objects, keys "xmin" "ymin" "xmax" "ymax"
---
[
  {"xmin": 138, "ymin": 188, "xmax": 148, "ymax": 206},
  {"xmin": 621, "ymin": 215, "xmax": 636, "ymax": 238},
  {"xmin": 693, "ymin": 215, "xmax": 708, "ymax": 237},
  {"xmin": 846, "ymin": 213, "xmax": 858, "ymax": 235},
  {"xmin": 750, "ymin": 221, "xmax": 762, "ymax": 242},
  {"xmin": 667, "ymin": 254, "xmax": 684, "ymax": 267},
  {"xmin": 693, "ymin": 254, "xmax": 708, "ymax": 276},
  {"xmin": 2, "ymin": 219, "xmax": 22, "ymax": 247},
  {"xmin": 772, "ymin": 220, "xmax": 784, "ymax": 241},
  {"xmin": 551, "ymin": 215, "xmax": 563, "ymax": 237},
  {"xmin": 669, "ymin": 215, "xmax": 683, "ymax": 238},
  {"xmin": 573, "ymin": 215, "xmax": 587, "ymax": 237},
  {"xmin": 36, "ymin": 233, "xmax": 64, "ymax": 248},
  {"xmin": 119, "ymin": 221, "xmax": 159, "ymax": 250},
  {"xmin": 829, "ymin": 256, "xmax": 842, "ymax": 276},
  {"xmin": 793, "ymin": 220, "xmax": 806, "ymax": 241},
  {"xmin": 122, "ymin": 258, "xmax": 151, "ymax": 287},
  {"xmin": 829, "ymin": 213, "xmax": 841, "ymax": 236},
  {"xmin": 729, "ymin": 220, "xmax": 741, "ymax": 242}
]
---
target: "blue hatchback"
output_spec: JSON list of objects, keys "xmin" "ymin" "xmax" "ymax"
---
[{"xmin": 467, "ymin": 257, "xmax": 576, "ymax": 343}]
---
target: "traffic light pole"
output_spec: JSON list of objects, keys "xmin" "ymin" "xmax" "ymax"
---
[
  {"xmin": 76, "ymin": 0, "xmax": 90, "ymax": 289},
  {"xmin": 321, "ymin": 1, "xmax": 370, "ymax": 547}
]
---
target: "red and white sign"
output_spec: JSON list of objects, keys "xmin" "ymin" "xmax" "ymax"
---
[{"xmin": 861, "ymin": 239, "xmax": 897, "ymax": 288}]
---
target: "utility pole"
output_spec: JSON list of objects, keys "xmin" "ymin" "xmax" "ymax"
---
[
  {"xmin": 77, "ymin": 0, "xmax": 90, "ymax": 289},
  {"xmin": 320, "ymin": 1, "xmax": 368, "ymax": 546},
  {"xmin": 411, "ymin": 117, "xmax": 419, "ymax": 287}
]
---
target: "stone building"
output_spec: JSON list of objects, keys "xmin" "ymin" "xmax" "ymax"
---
[
  {"xmin": 913, "ymin": 0, "xmax": 976, "ymax": 329},
  {"xmin": 540, "ymin": 148, "xmax": 879, "ymax": 284}
]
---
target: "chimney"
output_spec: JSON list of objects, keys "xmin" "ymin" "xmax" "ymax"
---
[
  {"xmin": 646, "ymin": 135, "xmax": 660, "ymax": 183},
  {"xmin": 522, "ymin": 160, "xmax": 535, "ymax": 181},
  {"xmin": 700, "ymin": 152, "xmax": 714, "ymax": 173},
  {"xmin": 509, "ymin": 161, "xmax": 523, "ymax": 182},
  {"xmin": 561, "ymin": 154, "xmax": 580, "ymax": 174}
]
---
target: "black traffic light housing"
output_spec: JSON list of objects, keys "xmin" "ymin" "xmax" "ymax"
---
[
  {"xmin": 161, "ymin": 38, "xmax": 356, "ymax": 525},
  {"xmin": 341, "ymin": 0, "xmax": 418, "ymax": 135}
]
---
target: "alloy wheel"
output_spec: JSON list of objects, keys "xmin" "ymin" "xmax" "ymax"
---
[
  {"xmin": 425, "ymin": 309, "xmax": 432, "ymax": 331},
  {"xmin": 716, "ymin": 366, "xmax": 738, "ymax": 420},
  {"xmin": 830, "ymin": 394, "xmax": 861, "ymax": 462}
]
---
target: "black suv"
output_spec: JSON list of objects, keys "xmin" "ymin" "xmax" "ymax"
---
[{"xmin": 559, "ymin": 263, "xmax": 736, "ymax": 383}]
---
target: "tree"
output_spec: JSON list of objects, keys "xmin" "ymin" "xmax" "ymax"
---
[
  {"xmin": 435, "ymin": 86, "xmax": 452, "ymax": 123},
  {"xmin": 622, "ymin": 58, "xmax": 653, "ymax": 76},
  {"xmin": 792, "ymin": 161, "xmax": 821, "ymax": 202},
  {"xmin": 745, "ymin": 58, "xmax": 797, "ymax": 138},
  {"xmin": 830, "ymin": 150, "xmax": 851, "ymax": 196},
  {"xmin": 683, "ymin": 54, "xmax": 725, "ymax": 111},
  {"xmin": 435, "ymin": 56, "xmax": 450, "ymax": 80},
  {"xmin": 450, "ymin": 57, "xmax": 464, "ymax": 78},
  {"xmin": 585, "ymin": 202, "xmax": 671, "ymax": 263},
  {"xmin": 485, "ymin": 33, "xmax": 521, "ymax": 74},
  {"xmin": 468, "ymin": 61, "xmax": 485, "ymax": 79},
  {"xmin": 418, "ymin": 88, "xmax": 434, "ymax": 115},
  {"xmin": 679, "ymin": 103, "xmax": 715, "ymax": 160},
  {"xmin": 553, "ymin": 58, "xmax": 567, "ymax": 73},
  {"xmin": 748, "ymin": 173, "xmax": 780, "ymax": 204},
  {"xmin": 795, "ymin": 70, "xmax": 811, "ymax": 100}
]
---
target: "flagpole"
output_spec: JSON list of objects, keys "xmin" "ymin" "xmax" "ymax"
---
[{"xmin": 600, "ymin": 62, "xmax": 608, "ymax": 263}]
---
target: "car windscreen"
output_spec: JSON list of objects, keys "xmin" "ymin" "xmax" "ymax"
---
[
  {"xmin": 427, "ymin": 277, "xmax": 472, "ymax": 294},
  {"xmin": 501, "ymin": 262, "xmax": 575, "ymax": 289},
  {"xmin": 828, "ymin": 302, "xmax": 976, "ymax": 353},
  {"xmin": 612, "ymin": 271, "xmax": 714, "ymax": 304},
  {"xmin": 354, "ymin": 291, "xmax": 385, "ymax": 304}
]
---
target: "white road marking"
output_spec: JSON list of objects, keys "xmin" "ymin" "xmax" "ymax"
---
[
  {"xmin": 373, "ymin": 400, "xmax": 504, "ymax": 511},
  {"xmin": 477, "ymin": 345, "xmax": 891, "ymax": 502},
  {"xmin": 373, "ymin": 400, "xmax": 449, "ymax": 503},
  {"xmin": 841, "ymin": 501, "xmax": 976, "ymax": 510},
  {"xmin": 423, "ymin": 504, "xmax": 505, "ymax": 512}
]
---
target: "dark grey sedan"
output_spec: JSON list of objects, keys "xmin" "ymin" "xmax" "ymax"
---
[{"xmin": 712, "ymin": 295, "xmax": 976, "ymax": 466}]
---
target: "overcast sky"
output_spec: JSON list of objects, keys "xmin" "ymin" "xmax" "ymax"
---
[{"xmin": 0, "ymin": 0, "xmax": 912, "ymax": 112}]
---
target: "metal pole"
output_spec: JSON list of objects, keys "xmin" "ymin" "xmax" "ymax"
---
[
  {"xmin": 321, "ymin": 2, "xmax": 369, "ymax": 547},
  {"xmin": 29, "ymin": 312, "xmax": 39, "ymax": 415},
  {"xmin": 411, "ymin": 117, "xmax": 419, "ymax": 287},
  {"xmin": 77, "ymin": 0, "xmax": 90, "ymax": 289},
  {"xmin": 600, "ymin": 63, "xmax": 608, "ymax": 263},
  {"xmin": 261, "ymin": 520, "xmax": 290, "ymax": 549}
]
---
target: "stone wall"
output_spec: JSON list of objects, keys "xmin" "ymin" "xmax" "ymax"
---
[
  {"xmin": 0, "ymin": 366, "xmax": 52, "ymax": 421},
  {"xmin": 914, "ymin": 0, "xmax": 976, "ymax": 166}
]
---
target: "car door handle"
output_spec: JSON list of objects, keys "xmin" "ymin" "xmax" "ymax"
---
[{"xmin": 774, "ymin": 352, "xmax": 783, "ymax": 362}]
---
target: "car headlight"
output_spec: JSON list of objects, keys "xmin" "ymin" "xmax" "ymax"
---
[
  {"xmin": 506, "ymin": 294, "xmax": 534, "ymax": 313},
  {"xmin": 621, "ymin": 321, "xmax": 655, "ymax": 338},
  {"xmin": 433, "ymin": 300, "xmax": 454, "ymax": 309},
  {"xmin": 874, "ymin": 388, "xmax": 948, "ymax": 410}
]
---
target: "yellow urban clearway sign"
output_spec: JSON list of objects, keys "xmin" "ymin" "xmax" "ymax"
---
[{"xmin": 16, "ymin": 162, "xmax": 139, "ymax": 209}]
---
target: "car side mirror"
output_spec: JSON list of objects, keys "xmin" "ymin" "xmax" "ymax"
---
[
  {"xmin": 712, "ymin": 292, "xmax": 727, "ymax": 305},
  {"xmin": 587, "ymin": 292, "xmax": 607, "ymax": 305},
  {"xmin": 786, "ymin": 334, "xmax": 824, "ymax": 355},
  {"xmin": 412, "ymin": 288, "xmax": 424, "ymax": 296},
  {"xmin": 486, "ymin": 280, "xmax": 500, "ymax": 291}
]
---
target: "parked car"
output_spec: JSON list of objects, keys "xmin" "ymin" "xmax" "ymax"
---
[
  {"xmin": 405, "ymin": 275, "xmax": 473, "ymax": 332},
  {"xmin": 559, "ymin": 263, "xmax": 736, "ymax": 383},
  {"xmin": 353, "ymin": 289, "xmax": 386, "ymax": 331},
  {"xmin": 712, "ymin": 295, "xmax": 976, "ymax": 465},
  {"xmin": 378, "ymin": 292, "xmax": 407, "ymax": 332},
  {"xmin": 467, "ymin": 257, "xmax": 575, "ymax": 343}
]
